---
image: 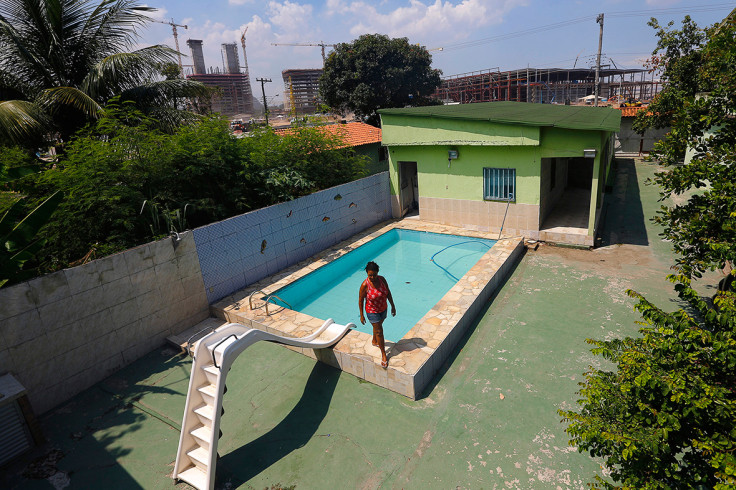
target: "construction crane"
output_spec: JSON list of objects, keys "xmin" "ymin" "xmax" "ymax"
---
[
  {"xmin": 155, "ymin": 18, "xmax": 188, "ymax": 76},
  {"xmin": 240, "ymin": 27, "xmax": 250, "ymax": 78},
  {"xmin": 271, "ymin": 42, "xmax": 336, "ymax": 64}
]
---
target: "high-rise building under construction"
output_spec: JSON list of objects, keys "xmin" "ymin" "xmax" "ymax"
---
[
  {"xmin": 282, "ymin": 69, "xmax": 322, "ymax": 115},
  {"xmin": 185, "ymin": 39, "xmax": 254, "ymax": 115}
]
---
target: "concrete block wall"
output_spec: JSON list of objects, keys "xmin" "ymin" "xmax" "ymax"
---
[
  {"xmin": 615, "ymin": 119, "xmax": 670, "ymax": 155},
  {"xmin": 194, "ymin": 172, "xmax": 391, "ymax": 303},
  {"xmin": 0, "ymin": 232, "xmax": 209, "ymax": 414}
]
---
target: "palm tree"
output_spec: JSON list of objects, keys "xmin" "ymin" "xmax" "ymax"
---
[{"xmin": 0, "ymin": 0, "xmax": 207, "ymax": 145}]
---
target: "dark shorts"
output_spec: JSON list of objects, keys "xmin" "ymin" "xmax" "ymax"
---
[{"xmin": 366, "ymin": 310, "xmax": 387, "ymax": 324}]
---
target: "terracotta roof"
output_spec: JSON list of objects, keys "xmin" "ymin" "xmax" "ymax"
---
[
  {"xmin": 275, "ymin": 122, "xmax": 382, "ymax": 148},
  {"xmin": 617, "ymin": 106, "xmax": 648, "ymax": 117}
]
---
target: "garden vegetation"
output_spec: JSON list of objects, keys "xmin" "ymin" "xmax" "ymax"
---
[
  {"xmin": 1, "ymin": 102, "xmax": 367, "ymax": 281},
  {"xmin": 560, "ymin": 13, "xmax": 736, "ymax": 489}
]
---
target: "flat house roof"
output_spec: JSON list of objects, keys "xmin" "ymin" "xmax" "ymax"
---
[{"xmin": 379, "ymin": 101, "xmax": 622, "ymax": 132}]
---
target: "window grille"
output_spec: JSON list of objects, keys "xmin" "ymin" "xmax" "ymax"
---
[{"xmin": 483, "ymin": 168, "xmax": 516, "ymax": 201}]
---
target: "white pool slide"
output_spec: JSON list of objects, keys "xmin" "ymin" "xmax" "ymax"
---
[{"xmin": 172, "ymin": 319, "xmax": 355, "ymax": 490}]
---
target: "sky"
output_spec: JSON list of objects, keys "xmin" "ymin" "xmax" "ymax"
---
[{"xmin": 137, "ymin": 0, "xmax": 734, "ymax": 104}]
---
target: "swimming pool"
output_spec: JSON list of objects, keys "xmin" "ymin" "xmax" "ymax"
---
[{"xmin": 271, "ymin": 229, "xmax": 496, "ymax": 342}]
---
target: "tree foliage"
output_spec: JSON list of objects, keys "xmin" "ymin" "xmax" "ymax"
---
[
  {"xmin": 562, "ymin": 13, "xmax": 736, "ymax": 488},
  {"xmin": 634, "ymin": 14, "xmax": 736, "ymax": 278},
  {"xmin": 319, "ymin": 34, "xmax": 442, "ymax": 125},
  {"xmin": 560, "ymin": 275, "xmax": 736, "ymax": 489},
  {"xmin": 10, "ymin": 101, "xmax": 366, "ymax": 271},
  {"xmin": 0, "ymin": 0, "xmax": 208, "ymax": 146},
  {"xmin": 0, "ymin": 155, "xmax": 62, "ymax": 287}
]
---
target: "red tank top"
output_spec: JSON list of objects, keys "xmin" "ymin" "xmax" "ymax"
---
[{"xmin": 364, "ymin": 277, "xmax": 388, "ymax": 313}]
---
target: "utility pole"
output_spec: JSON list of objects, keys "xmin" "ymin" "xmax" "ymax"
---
[
  {"xmin": 594, "ymin": 13, "xmax": 604, "ymax": 107},
  {"xmin": 256, "ymin": 78, "xmax": 272, "ymax": 125}
]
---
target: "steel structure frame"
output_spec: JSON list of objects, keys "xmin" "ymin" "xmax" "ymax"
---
[{"xmin": 434, "ymin": 67, "xmax": 660, "ymax": 105}]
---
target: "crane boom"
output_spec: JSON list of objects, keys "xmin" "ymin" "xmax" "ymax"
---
[
  {"xmin": 271, "ymin": 42, "xmax": 336, "ymax": 64},
  {"xmin": 240, "ymin": 27, "xmax": 250, "ymax": 79},
  {"xmin": 156, "ymin": 18, "xmax": 188, "ymax": 76}
]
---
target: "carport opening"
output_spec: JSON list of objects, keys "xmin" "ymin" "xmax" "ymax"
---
[{"xmin": 539, "ymin": 157, "xmax": 592, "ymax": 233}]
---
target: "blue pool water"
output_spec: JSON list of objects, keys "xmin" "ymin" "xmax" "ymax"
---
[{"xmin": 271, "ymin": 229, "xmax": 496, "ymax": 342}]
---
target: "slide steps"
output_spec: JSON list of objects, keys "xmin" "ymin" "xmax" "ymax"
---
[{"xmin": 172, "ymin": 319, "xmax": 354, "ymax": 490}]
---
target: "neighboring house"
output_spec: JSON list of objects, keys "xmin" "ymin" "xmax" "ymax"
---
[
  {"xmin": 275, "ymin": 122, "xmax": 386, "ymax": 175},
  {"xmin": 615, "ymin": 106, "xmax": 670, "ymax": 156},
  {"xmin": 379, "ymin": 101, "xmax": 621, "ymax": 246}
]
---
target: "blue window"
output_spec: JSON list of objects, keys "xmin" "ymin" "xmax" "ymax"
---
[{"xmin": 483, "ymin": 168, "xmax": 516, "ymax": 201}]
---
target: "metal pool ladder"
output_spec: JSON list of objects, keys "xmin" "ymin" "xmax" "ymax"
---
[{"xmin": 248, "ymin": 289, "xmax": 293, "ymax": 316}]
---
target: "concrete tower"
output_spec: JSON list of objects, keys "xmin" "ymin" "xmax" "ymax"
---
[
  {"xmin": 186, "ymin": 39, "xmax": 206, "ymax": 75},
  {"xmin": 221, "ymin": 43, "xmax": 240, "ymax": 75}
]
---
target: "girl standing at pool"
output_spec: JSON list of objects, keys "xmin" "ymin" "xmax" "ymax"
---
[{"xmin": 359, "ymin": 261, "xmax": 396, "ymax": 368}]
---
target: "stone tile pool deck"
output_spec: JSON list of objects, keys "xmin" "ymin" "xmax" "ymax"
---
[{"xmin": 209, "ymin": 220, "xmax": 524, "ymax": 399}]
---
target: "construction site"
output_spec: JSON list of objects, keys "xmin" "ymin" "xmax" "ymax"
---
[
  {"xmin": 153, "ymin": 15, "xmax": 661, "ymax": 124},
  {"xmin": 434, "ymin": 66, "xmax": 660, "ymax": 105},
  {"xmin": 183, "ymin": 39, "xmax": 255, "ymax": 116},
  {"xmin": 281, "ymin": 69, "xmax": 323, "ymax": 115}
]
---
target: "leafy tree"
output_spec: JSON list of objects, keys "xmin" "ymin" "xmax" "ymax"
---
[
  {"xmin": 561, "ymin": 13, "xmax": 736, "ymax": 488},
  {"xmin": 0, "ymin": 156, "xmax": 62, "ymax": 287},
  {"xmin": 31, "ymin": 101, "xmax": 176, "ymax": 266},
  {"xmin": 632, "ymin": 16, "xmax": 706, "ymax": 134},
  {"xmin": 560, "ymin": 275, "xmax": 736, "ymax": 489},
  {"xmin": 159, "ymin": 62, "xmax": 183, "ymax": 81},
  {"xmin": 319, "ymin": 34, "xmax": 442, "ymax": 125},
  {"xmin": 0, "ymin": 0, "xmax": 207, "ymax": 145},
  {"xmin": 634, "ymin": 14, "xmax": 736, "ymax": 281},
  {"xmin": 16, "ymin": 103, "xmax": 366, "ymax": 271},
  {"xmin": 246, "ymin": 126, "xmax": 367, "ymax": 203}
]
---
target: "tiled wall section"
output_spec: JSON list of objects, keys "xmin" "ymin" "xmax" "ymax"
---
[
  {"xmin": 0, "ymin": 233, "xmax": 210, "ymax": 414},
  {"xmin": 194, "ymin": 172, "xmax": 391, "ymax": 303},
  {"xmin": 417, "ymin": 197, "xmax": 541, "ymax": 240}
]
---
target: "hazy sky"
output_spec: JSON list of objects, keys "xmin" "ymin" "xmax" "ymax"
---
[{"xmin": 137, "ymin": 1, "xmax": 733, "ymax": 103}]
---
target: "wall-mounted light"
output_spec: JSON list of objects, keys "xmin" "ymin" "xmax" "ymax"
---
[
  {"xmin": 583, "ymin": 148, "xmax": 597, "ymax": 159},
  {"xmin": 448, "ymin": 149, "xmax": 459, "ymax": 168}
]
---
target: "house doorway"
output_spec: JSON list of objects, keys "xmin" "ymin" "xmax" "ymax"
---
[
  {"xmin": 398, "ymin": 161, "xmax": 418, "ymax": 217},
  {"xmin": 539, "ymin": 157, "xmax": 593, "ymax": 237}
]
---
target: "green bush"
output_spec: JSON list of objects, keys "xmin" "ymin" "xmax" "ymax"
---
[{"xmin": 16, "ymin": 103, "xmax": 366, "ymax": 272}]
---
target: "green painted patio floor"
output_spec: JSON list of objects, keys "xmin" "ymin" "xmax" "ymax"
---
[{"xmin": 4, "ymin": 159, "xmax": 699, "ymax": 489}]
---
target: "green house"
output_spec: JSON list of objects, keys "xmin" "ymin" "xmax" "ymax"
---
[{"xmin": 379, "ymin": 102, "xmax": 621, "ymax": 246}]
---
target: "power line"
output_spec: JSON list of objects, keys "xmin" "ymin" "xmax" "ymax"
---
[
  {"xmin": 437, "ymin": 2, "xmax": 732, "ymax": 53},
  {"xmin": 606, "ymin": 3, "xmax": 734, "ymax": 19},
  {"xmin": 440, "ymin": 16, "xmax": 594, "ymax": 52}
]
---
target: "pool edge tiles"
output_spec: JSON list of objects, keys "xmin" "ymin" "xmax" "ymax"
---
[{"xmin": 211, "ymin": 220, "xmax": 525, "ymax": 400}]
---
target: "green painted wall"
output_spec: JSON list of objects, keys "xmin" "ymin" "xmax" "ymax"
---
[
  {"xmin": 382, "ymin": 114, "xmax": 540, "ymax": 146},
  {"xmin": 387, "ymin": 120, "xmax": 610, "ymax": 208}
]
